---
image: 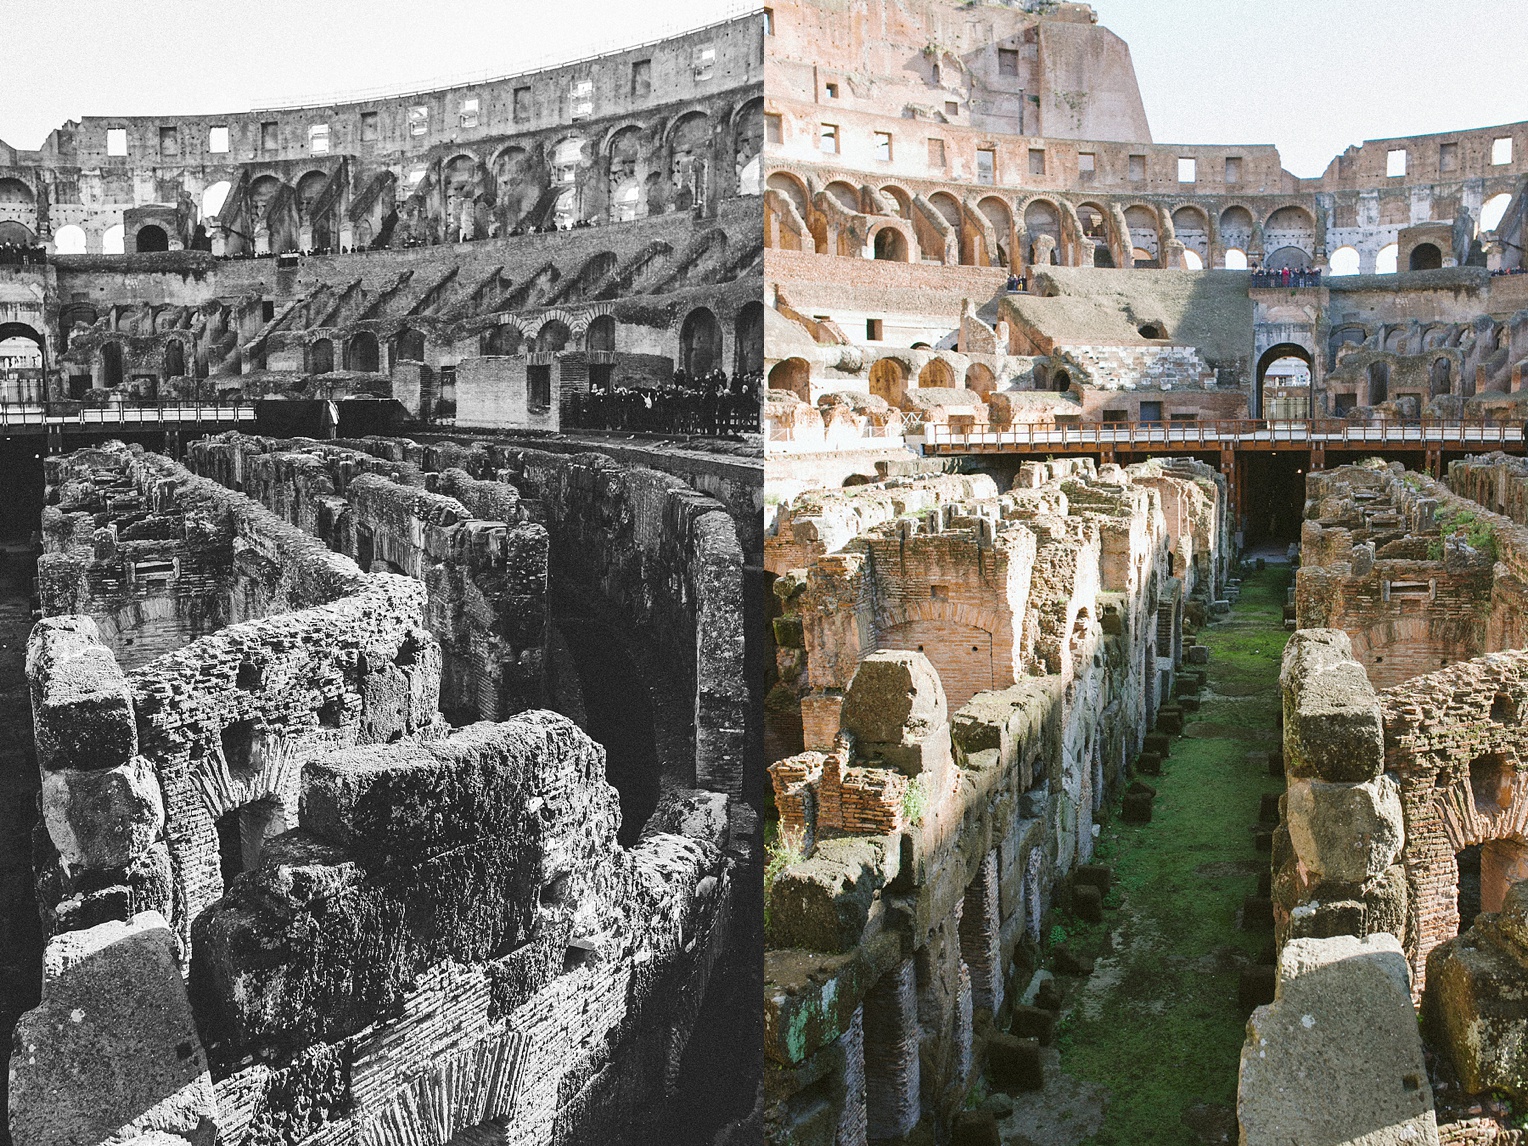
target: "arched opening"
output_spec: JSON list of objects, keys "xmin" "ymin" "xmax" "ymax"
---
[
  {"xmin": 1482, "ymin": 193, "xmax": 1513, "ymax": 234},
  {"xmin": 100, "ymin": 341, "xmax": 125, "ymax": 388},
  {"xmin": 1137, "ymin": 323, "xmax": 1168, "ymax": 340},
  {"xmin": 162, "ymin": 340, "xmax": 185, "ymax": 379},
  {"xmin": 880, "ymin": 185, "xmax": 912, "ymax": 218},
  {"xmin": 347, "ymin": 331, "xmax": 380, "ymax": 373},
  {"xmin": 1223, "ymin": 247, "xmax": 1248, "ymax": 270},
  {"xmin": 1170, "ymin": 205, "xmax": 1210, "ymax": 266},
  {"xmin": 734, "ymin": 301, "xmax": 763, "ymax": 376},
  {"xmin": 536, "ymin": 320, "xmax": 571, "ymax": 353},
  {"xmin": 868, "ymin": 358, "xmax": 907, "ymax": 407},
  {"xmin": 1264, "ymin": 206, "xmax": 1316, "ymax": 260},
  {"xmin": 482, "ymin": 324, "xmax": 522, "ymax": 357},
  {"xmin": 679, "ymin": 307, "xmax": 722, "ymax": 377},
  {"xmin": 873, "ymin": 227, "xmax": 908, "ymax": 261},
  {"xmin": 1023, "ymin": 199, "xmax": 1062, "ymax": 266},
  {"xmin": 308, "ymin": 338, "xmax": 334, "ymax": 375},
  {"xmin": 102, "ymin": 223, "xmax": 125, "ymax": 255},
  {"xmin": 1264, "ymin": 245, "xmax": 1311, "ymax": 271},
  {"xmin": 551, "ymin": 137, "xmax": 585, "ymax": 228},
  {"xmin": 135, "ymin": 225, "xmax": 169, "ymax": 253},
  {"xmin": 918, "ymin": 358, "xmax": 955, "ymax": 389},
  {"xmin": 1124, "ymin": 205, "xmax": 1159, "ymax": 266},
  {"xmin": 1430, "ymin": 356, "xmax": 1452, "ymax": 398},
  {"xmin": 767, "ymin": 358, "xmax": 811, "ymax": 402},
  {"xmin": 0, "ymin": 323, "xmax": 44, "ymax": 400},
  {"xmin": 738, "ymin": 154, "xmax": 761, "ymax": 197},
  {"xmin": 201, "ymin": 180, "xmax": 232, "ymax": 221},
  {"xmin": 1376, "ymin": 244, "xmax": 1399, "ymax": 274},
  {"xmin": 1329, "ymin": 246, "xmax": 1360, "ymax": 276},
  {"xmin": 1256, "ymin": 342, "xmax": 1314, "ymax": 419},
  {"xmin": 965, "ymin": 363, "xmax": 995, "ymax": 397},
  {"xmin": 1368, "ymin": 360, "xmax": 1390, "ymax": 405},
  {"xmin": 766, "ymin": 172, "xmax": 809, "ymax": 219},
  {"xmin": 395, "ymin": 329, "xmax": 425, "ymax": 363},
  {"xmin": 585, "ymin": 314, "xmax": 617, "ymax": 354},
  {"xmin": 977, "ymin": 196, "xmax": 1012, "ymax": 266},
  {"xmin": 52, "ymin": 224, "xmax": 86, "ymax": 254},
  {"xmin": 824, "ymin": 181, "xmax": 860, "ymax": 213},
  {"xmin": 1409, "ymin": 243, "xmax": 1443, "ymax": 271}
]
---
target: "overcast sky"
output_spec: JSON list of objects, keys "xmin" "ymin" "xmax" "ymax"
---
[
  {"xmin": 0, "ymin": 0, "xmax": 752, "ymax": 151},
  {"xmin": 1102, "ymin": 0, "xmax": 1528, "ymax": 177},
  {"xmin": 2, "ymin": 0, "xmax": 1524, "ymax": 176}
]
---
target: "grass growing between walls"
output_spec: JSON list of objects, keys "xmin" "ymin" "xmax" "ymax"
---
[{"xmin": 1053, "ymin": 565, "xmax": 1292, "ymax": 1146}]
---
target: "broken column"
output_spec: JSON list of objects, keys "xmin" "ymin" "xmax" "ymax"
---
[
  {"xmin": 9, "ymin": 911, "xmax": 218, "ymax": 1146},
  {"xmin": 1238, "ymin": 933, "xmax": 1438, "ymax": 1145},
  {"xmin": 1274, "ymin": 629, "xmax": 1406, "ymax": 945}
]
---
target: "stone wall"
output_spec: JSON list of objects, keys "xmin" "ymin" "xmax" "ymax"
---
[
  {"xmin": 764, "ymin": 454, "xmax": 1226, "ymax": 1142},
  {"xmin": 12, "ymin": 440, "xmax": 748, "ymax": 1144}
]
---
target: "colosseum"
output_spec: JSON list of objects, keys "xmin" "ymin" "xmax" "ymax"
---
[
  {"xmin": 762, "ymin": 1, "xmax": 1528, "ymax": 1144},
  {"xmin": 0, "ymin": 10, "xmax": 763, "ymax": 1146}
]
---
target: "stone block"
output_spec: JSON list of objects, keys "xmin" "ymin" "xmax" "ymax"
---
[
  {"xmin": 986, "ymin": 1033, "xmax": 1044, "ymax": 1091},
  {"xmin": 1073, "ymin": 883, "xmax": 1103, "ymax": 923},
  {"xmin": 951, "ymin": 1110, "xmax": 1000, "ymax": 1146},
  {"xmin": 1187, "ymin": 645, "xmax": 1210, "ymax": 665},
  {"xmin": 1135, "ymin": 750, "xmax": 1162, "ymax": 776},
  {"xmin": 1053, "ymin": 945, "xmax": 1094, "ymax": 976},
  {"xmin": 41, "ymin": 756, "xmax": 164, "ymax": 873},
  {"xmin": 1155, "ymin": 705, "xmax": 1183, "ymax": 735},
  {"xmin": 1074, "ymin": 863, "xmax": 1112, "ymax": 894},
  {"xmin": 28, "ymin": 616, "xmax": 138, "ymax": 773},
  {"xmin": 9, "ymin": 912, "xmax": 217, "ymax": 1146},
  {"xmin": 1144, "ymin": 732, "xmax": 1172, "ymax": 758},
  {"xmin": 1285, "ymin": 776, "xmax": 1403, "ymax": 885},
  {"xmin": 766, "ymin": 837, "xmax": 889, "ymax": 954},
  {"xmin": 1238, "ymin": 964, "xmax": 1275, "ymax": 1012},
  {"xmin": 1258, "ymin": 792, "xmax": 1281, "ymax": 825},
  {"xmin": 1121, "ymin": 791, "xmax": 1153, "ymax": 823},
  {"xmin": 1240, "ymin": 934, "xmax": 1438, "ymax": 1146},
  {"xmin": 1241, "ymin": 896, "xmax": 1273, "ymax": 930},
  {"xmin": 1008, "ymin": 1003, "xmax": 1056, "ymax": 1045},
  {"xmin": 1280, "ymin": 629, "xmax": 1384, "ymax": 782}
]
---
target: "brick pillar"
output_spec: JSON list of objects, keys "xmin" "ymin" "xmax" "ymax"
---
[
  {"xmin": 1481, "ymin": 838, "xmax": 1528, "ymax": 914},
  {"xmin": 863, "ymin": 958, "xmax": 920, "ymax": 1139},
  {"xmin": 958, "ymin": 850, "xmax": 1003, "ymax": 1015},
  {"xmin": 836, "ymin": 1008, "xmax": 868, "ymax": 1146}
]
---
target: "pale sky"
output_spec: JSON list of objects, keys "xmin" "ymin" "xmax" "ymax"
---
[
  {"xmin": 1101, "ymin": 0, "xmax": 1528, "ymax": 178},
  {"xmin": 0, "ymin": 0, "xmax": 756, "ymax": 151}
]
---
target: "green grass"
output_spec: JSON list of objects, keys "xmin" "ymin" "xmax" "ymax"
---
[{"xmin": 1055, "ymin": 566, "xmax": 1292, "ymax": 1145}]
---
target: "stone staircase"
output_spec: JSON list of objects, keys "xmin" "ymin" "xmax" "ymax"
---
[{"xmin": 1057, "ymin": 344, "xmax": 1218, "ymax": 391}]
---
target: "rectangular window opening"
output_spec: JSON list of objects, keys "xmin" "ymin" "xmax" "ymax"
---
[
  {"xmin": 1028, "ymin": 147, "xmax": 1045, "ymax": 176},
  {"xmin": 1493, "ymin": 136, "xmax": 1513, "ymax": 165},
  {"xmin": 1177, "ymin": 156, "xmax": 1196, "ymax": 183},
  {"xmin": 1225, "ymin": 156, "xmax": 1242, "ymax": 183},
  {"xmin": 978, "ymin": 149, "xmax": 996, "ymax": 185},
  {"xmin": 308, "ymin": 124, "xmax": 330, "ymax": 154},
  {"xmin": 998, "ymin": 47, "xmax": 1020, "ymax": 77},
  {"xmin": 874, "ymin": 131, "xmax": 892, "ymax": 162},
  {"xmin": 1078, "ymin": 151, "xmax": 1095, "ymax": 175},
  {"xmin": 765, "ymin": 114, "xmax": 782, "ymax": 145},
  {"xmin": 632, "ymin": 60, "xmax": 652, "ymax": 99},
  {"xmin": 158, "ymin": 126, "xmax": 178, "ymax": 157},
  {"xmin": 866, "ymin": 318, "xmax": 883, "ymax": 341},
  {"xmin": 1128, "ymin": 154, "xmax": 1145, "ymax": 181},
  {"xmin": 819, "ymin": 123, "xmax": 838, "ymax": 154},
  {"xmin": 107, "ymin": 128, "xmax": 128, "ymax": 156},
  {"xmin": 260, "ymin": 122, "xmax": 278, "ymax": 152},
  {"xmin": 513, "ymin": 87, "xmax": 531, "ymax": 124},
  {"xmin": 1387, "ymin": 148, "xmax": 1407, "ymax": 177},
  {"xmin": 408, "ymin": 105, "xmax": 429, "ymax": 136},
  {"xmin": 1439, "ymin": 141, "xmax": 1458, "ymax": 172},
  {"xmin": 460, "ymin": 96, "xmax": 480, "ymax": 129},
  {"xmin": 360, "ymin": 111, "xmax": 379, "ymax": 142},
  {"xmin": 928, "ymin": 137, "xmax": 946, "ymax": 167},
  {"xmin": 208, "ymin": 126, "xmax": 229, "ymax": 154}
]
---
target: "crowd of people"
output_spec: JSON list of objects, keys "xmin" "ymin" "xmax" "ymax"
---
[
  {"xmin": 564, "ymin": 369, "xmax": 761, "ymax": 435},
  {"xmin": 1251, "ymin": 266, "xmax": 1323, "ymax": 287},
  {"xmin": 1491, "ymin": 266, "xmax": 1528, "ymax": 276},
  {"xmin": 0, "ymin": 242, "xmax": 48, "ymax": 266},
  {"xmin": 1004, "ymin": 273, "xmax": 1029, "ymax": 293}
]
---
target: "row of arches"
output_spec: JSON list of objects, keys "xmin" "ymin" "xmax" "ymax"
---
[{"xmin": 769, "ymin": 169, "xmax": 1322, "ymax": 270}]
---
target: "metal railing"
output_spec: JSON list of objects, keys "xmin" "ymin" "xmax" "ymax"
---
[
  {"xmin": 0, "ymin": 400, "xmax": 258, "ymax": 430},
  {"xmin": 919, "ymin": 417, "xmax": 1528, "ymax": 451}
]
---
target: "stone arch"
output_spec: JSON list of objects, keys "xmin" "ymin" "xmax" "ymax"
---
[
  {"xmin": 928, "ymin": 191, "xmax": 962, "ymax": 230},
  {"xmin": 536, "ymin": 319, "xmax": 572, "ymax": 353},
  {"xmin": 99, "ymin": 339, "xmax": 125, "ymax": 388},
  {"xmin": 965, "ymin": 363, "xmax": 995, "ymax": 397},
  {"xmin": 824, "ymin": 180, "xmax": 860, "ymax": 214},
  {"xmin": 872, "ymin": 598, "xmax": 1003, "ymax": 711},
  {"xmin": 1256, "ymin": 342, "xmax": 1313, "ymax": 418},
  {"xmin": 135, "ymin": 225, "xmax": 169, "ymax": 253},
  {"xmin": 977, "ymin": 196, "xmax": 1013, "ymax": 267},
  {"xmin": 347, "ymin": 331, "xmax": 380, "ymax": 373},
  {"xmin": 1430, "ymin": 354, "xmax": 1453, "ymax": 398},
  {"xmin": 768, "ymin": 358, "xmax": 811, "ymax": 401},
  {"xmin": 880, "ymin": 185, "xmax": 913, "ymax": 218},
  {"xmin": 1124, "ymin": 204, "xmax": 1160, "ymax": 265},
  {"xmin": 870, "ymin": 221, "xmax": 910, "ymax": 261},
  {"xmin": 1022, "ymin": 198, "xmax": 1062, "ymax": 267},
  {"xmin": 734, "ymin": 301, "xmax": 763, "ymax": 375},
  {"xmin": 1171, "ymin": 205, "xmax": 1210, "ymax": 266},
  {"xmin": 919, "ymin": 357, "xmax": 955, "ymax": 389},
  {"xmin": 1410, "ymin": 243, "xmax": 1443, "ymax": 271},
  {"xmin": 869, "ymin": 357, "xmax": 908, "ymax": 407},
  {"xmin": 679, "ymin": 306, "xmax": 722, "ymax": 377},
  {"xmin": 1265, "ymin": 245, "xmax": 1311, "ymax": 271},
  {"xmin": 766, "ymin": 171, "xmax": 810, "ymax": 218},
  {"xmin": 1263, "ymin": 205, "xmax": 1316, "ymax": 256},
  {"xmin": 481, "ymin": 320, "xmax": 524, "ymax": 357},
  {"xmin": 395, "ymin": 328, "xmax": 426, "ymax": 363},
  {"xmin": 1219, "ymin": 205, "xmax": 1255, "ymax": 256},
  {"xmin": 308, "ymin": 337, "xmax": 334, "ymax": 375}
]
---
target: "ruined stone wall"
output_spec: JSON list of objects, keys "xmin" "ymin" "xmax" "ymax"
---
[
  {"xmin": 186, "ymin": 433, "xmax": 550, "ymax": 725},
  {"xmin": 764, "ymin": 455, "xmax": 1223, "ymax": 1142},
  {"xmin": 13, "ymin": 442, "xmax": 746, "ymax": 1145},
  {"xmin": 1294, "ymin": 463, "xmax": 1528, "ymax": 688}
]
